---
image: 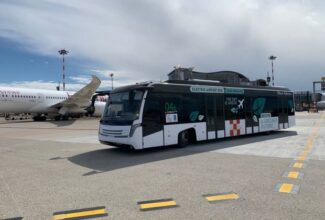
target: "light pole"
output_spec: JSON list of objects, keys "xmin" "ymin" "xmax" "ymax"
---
[
  {"xmin": 58, "ymin": 49, "xmax": 69, "ymax": 91},
  {"xmin": 269, "ymin": 55, "xmax": 276, "ymax": 86},
  {"xmin": 110, "ymin": 73, "xmax": 114, "ymax": 90}
]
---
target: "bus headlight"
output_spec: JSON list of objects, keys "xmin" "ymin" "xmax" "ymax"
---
[{"xmin": 130, "ymin": 124, "xmax": 141, "ymax": 137}]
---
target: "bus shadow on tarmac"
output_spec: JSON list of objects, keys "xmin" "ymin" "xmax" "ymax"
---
[
  {"xmin": 68, "ymin": 130, "xmax": 297, "ymax": 176},
  {"xmin": 0, "ymin": 119, "xmax": 77, "ymax": 127}
]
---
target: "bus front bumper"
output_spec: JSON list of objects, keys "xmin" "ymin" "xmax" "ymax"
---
[{"xmin": 98, "ymin": 124, "xmax": 143, "ymax": 149}]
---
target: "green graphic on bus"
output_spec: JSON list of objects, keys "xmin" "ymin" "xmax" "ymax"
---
[
  {"xmin": 165, "ymin": 102, "xmax": 177, "ymax": 112},
  {"xmin": 189, "ymin": 111, "xmax": 199, "ymax": 122},
  {"xmin": 253, "ymin": 98, "xmax": 266, "ymax": 116}
]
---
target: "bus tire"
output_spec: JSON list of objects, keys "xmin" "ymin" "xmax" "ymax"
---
[
  {"xmin": 178, "ymin": 130, "xmax": 190, "ymax": 148},
  {"xmin": 54, "ymin": 115, "xmax": 61, "ymax": 121}
]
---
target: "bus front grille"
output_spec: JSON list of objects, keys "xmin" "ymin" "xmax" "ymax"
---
[{"xmin": 100, "ymin": 128, "xmax": 129, "ymax": 137}]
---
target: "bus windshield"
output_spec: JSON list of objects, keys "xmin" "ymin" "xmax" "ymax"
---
[{"xmin": 101, "ymin": 90, "xmax": 144, "ymax": 125}]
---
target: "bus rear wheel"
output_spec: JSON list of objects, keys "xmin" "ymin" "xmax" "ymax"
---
[{"xmin": 178, "ymin": 130, "xmax": 190, "ymax": 148}]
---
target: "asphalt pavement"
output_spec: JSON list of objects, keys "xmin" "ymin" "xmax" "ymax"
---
[{"xmin": 0, "ymin": 112, "xmax": 324, "ymax": 220}]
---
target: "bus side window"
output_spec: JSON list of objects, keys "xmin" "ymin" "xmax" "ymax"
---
[
  {"xmin": 143, "ymin": 94, "xmax": 162, "ymax": 122},
  {"xmin": 161, "ymin": 93, "xmax": 181, "ymax": 123},
  {"xmin": 180, "ymin": 94, "xmax": 204, "ymax": 123},
  {"xmin": 264, "ymin": 96, "xmax": 278, "ymax": 117},
  {"xmin": 283, "ymin": 97, "xmax": 288, "ymax": 114},
  {"xmin": 224, "ymin": 95, "xmax": 245, "ymax": 120},
  {"xmin": 288, "ymin": 96, "xmax": 294, "ymax": 115}
]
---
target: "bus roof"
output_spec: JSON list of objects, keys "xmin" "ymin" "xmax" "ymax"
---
[
  {"xmin": 111, "ymin": 80, "xmax": 290, "ymax": 94},
  {"xmin": 165, "ymin": 80, "xmax": 290, "ymax": 91}
]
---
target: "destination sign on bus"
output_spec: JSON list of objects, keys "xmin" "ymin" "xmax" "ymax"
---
[
  {"xmin": 224, "ymin": 87, "xmax": 244, "ymax": 94},
  {"xmin": 277, "ymin": 91, "xmax": 292, "ymax": 96},
  {"xmin": 190, "ymin": 86, "xmax": 224, "ymax": 93}
]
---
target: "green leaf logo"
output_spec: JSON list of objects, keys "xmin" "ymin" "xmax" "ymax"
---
[
  {"xmin": 253, "ymin": 98, "xmax": 266, "ymax": 116},
  {"xmin": 189, "ymin": 111, "xmax": 199, "ymax": 122}
]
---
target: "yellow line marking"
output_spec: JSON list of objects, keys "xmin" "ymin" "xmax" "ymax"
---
[
  {"xmin": 52, "ymin": 208, "xmax": 107, "ymax": 220},
  {"xmin": 140, "ymin": 200, "xmax": 177, "ymax": 210},
  {"xmin": 279, "ymin": 183, "xmax": 293, "ymax": 193},
  {"xmin": 206, "ymin": 193, "xmax": 239, "ymax": 202},
  {"xmin": 287, "ymin": 171, "xmax": 299, "ymax": 179},
  {"xmin": 302, "ymin": 113, "xmax": 325, "ymax": 151},
  {"xmin": 304, "ymin": 145, "xmax": 312, "ymax": 150},
  {"xmin": 293, "ymin": 162, "xmax": 304, "ymax": 168},
  {"xmin": 300, "ymin": 151, "xmax": 309, "ymax": 156},
  {"xmin": 276, "ymin": 113, "xmax": 324, "ymax": 195},
  {"xmin": 295, "ymin": 156, "xmax": 306, "ymax": 161}
]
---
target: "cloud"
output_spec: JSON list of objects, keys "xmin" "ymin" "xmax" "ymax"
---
[
  {"xmin": 0, "ymin": 74, "xmax": 110, "ymax": 91},
  {"xmin": 0, "ymin": 80, "xmax": 83, "ymax": 91},
  {"xmin": 0, "ymin": 72, "xmax": 129, "ymax": 91},
  {"xmin": 1, "ymin": 0, "xmax": 325, "ymax": 90}
]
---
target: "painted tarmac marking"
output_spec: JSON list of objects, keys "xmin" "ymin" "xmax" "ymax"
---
[
  {"xmin": 295, "ymin": 156, "xmax": 306, "ymax": 161},
  {"xmin": 204, "ymin": 192, "xmax": 240, "ymax": 203},
  {"xmin": 291, "ymin": 162, "xmax": 304, "ymax": 169},
  {"xmin": 276, "ymin": 113, "xmax": 325, "ymax": 194},
  {"xmin": 275, "ymin": 183, "xmax": 300, "ymax": 194},
  {"xmin": 299, "ymin": 151, "xmax": 309, "ymax": 157},
  {"xmin": 138, "ymin": 198, "xmax": 178, "ymax": 211},
  {"xmin": 302, "ymin": 113, "xmax": 325, "ymax": 152},
  {"xmin": 283, "ymin": 171, "xmax": 304, "ymax": 179},
  {"xmin": 52, "ymin": 206, "xmax": 108, "ymax": 220}
]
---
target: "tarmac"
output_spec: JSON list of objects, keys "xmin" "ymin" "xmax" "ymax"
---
[{"xmin": 0, "ymin": 111, "xmax": 324, "ymax": 219}]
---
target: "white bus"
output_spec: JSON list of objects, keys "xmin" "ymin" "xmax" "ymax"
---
[{"xmin": 99, "ymin": 81, "xmax": 295, "ymax": 150}]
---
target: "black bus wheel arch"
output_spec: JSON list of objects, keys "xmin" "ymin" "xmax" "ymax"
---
[{"xmin": 177, "ymin": 128, "xmax": 196, "ymax": 148}]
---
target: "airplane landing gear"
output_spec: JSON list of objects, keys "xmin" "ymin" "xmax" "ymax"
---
[{"xmin": 33, "ymin": 116, "xmax": 47, "ymax": 121}]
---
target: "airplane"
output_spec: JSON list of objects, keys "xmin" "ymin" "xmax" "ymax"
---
[{"xmin": 0, "ymin": 75, "xmax": 106, "ymax": 121}]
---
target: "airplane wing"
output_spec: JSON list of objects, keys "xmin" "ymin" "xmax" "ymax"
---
[{"xmin": 50, "ymin": 75, "xmax": 101, "ymax": 115}]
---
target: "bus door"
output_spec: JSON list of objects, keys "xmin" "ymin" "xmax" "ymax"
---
[
  {"xmin": 216, "ymin": 95, "xmax": 225, "ymax": 138},
  {"xmin": 283, "ymin": 96, "xmax": 289, "ymax": 128},
  {"xmin": 278, "ymin": 96, "xmax": 288, "ymax": 129},
  {"xmin": 206, "ymin": 95, "xmax": 217, "ymax": 140},
  {"xmin": 245, "ymin": 96, "xmax": 253, "ymax": 134},
  {"xmin": 206, "ymin": 94, "xmax": 224, "ymax": 139},
  {"xmin": 142, "ymin": 93, "xmax": 164, "ymax": 148}
]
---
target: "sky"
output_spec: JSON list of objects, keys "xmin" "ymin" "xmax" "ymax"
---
[{"xmin": 0, "ymin": 0, "xmax": 325, "ymax": 91}]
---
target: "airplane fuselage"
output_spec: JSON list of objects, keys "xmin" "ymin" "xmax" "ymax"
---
[
  {"xmin": 0, "ymin": 87, "xmax": 74, "ymax": 113},
  {"xmin": 317, "ymin": 93, "xmax": 325, "ymax": 110},
  {"xmin": 0, "ymin": 87, "xmax": 105, "ymax": 116}
]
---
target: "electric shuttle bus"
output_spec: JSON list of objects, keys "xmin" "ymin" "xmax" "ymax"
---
[{"xmin": 99, "ymin": 75, "xmax": 295, "ymax": 150}]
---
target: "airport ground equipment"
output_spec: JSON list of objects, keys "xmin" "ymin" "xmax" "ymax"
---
[
  {"xmin": 293, "ymin": 91, "xmax": 321, "ymax": 112},
  {"xmin": 99, "ymin": 68, "xmax": 295, "ymax": 150}
]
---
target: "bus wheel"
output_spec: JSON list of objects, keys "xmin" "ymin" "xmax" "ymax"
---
[
  {"xmin": 178, "ymin": 130, "xmax": 190, "ymax": 148},
  {"xmin": 54, "ymin": 115, "xmax": 61, "ymax": 121}
]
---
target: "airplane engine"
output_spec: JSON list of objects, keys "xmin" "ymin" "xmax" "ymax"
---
[
  {"xmin": 85, "ymin": 94, "xmax": 106, "ymax": 116},
  {"xmin": 85, "ymin": 94, "xmax": 97, "ymax": 116}
]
